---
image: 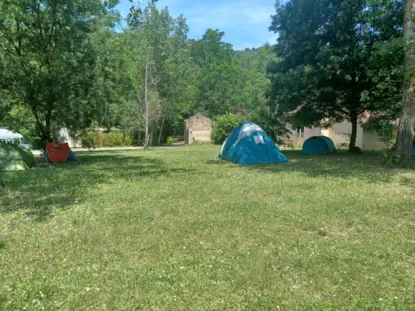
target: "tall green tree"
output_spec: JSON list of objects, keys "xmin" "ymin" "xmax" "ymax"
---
[
  {"xmin": 233, "ymin": 45, "xmax": 277, "ymax": 121},
  {"xmin": 123, "ymin": 2, "xmax": 195, "ymax": 147},
  {"xmin": 268, "ymin": 0, "xmax": 404, "ymax": 151},
  {"xmin": 191, "ymin": 29, "xmax": 243, "ymax": 118},
  {"xmin": 154, "ymin": 13, "xmax": 197, "ymax": 144},
  {"xmin": 0, "ymin": 0, "xmax": 119, "ymax": 147}
]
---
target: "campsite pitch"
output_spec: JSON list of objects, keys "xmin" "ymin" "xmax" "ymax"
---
[{"xmin": 0, "ymin": 145, "xmax": 414, "ymax": 310}]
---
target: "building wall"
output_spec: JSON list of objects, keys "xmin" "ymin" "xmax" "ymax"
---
[
  {"xmin": 286, "ymin": 121, "xmax": 387, "ymax": 149},
  {"xmin": 362, "ymin": 131, "xmax": 392, "ymax": 149},
  {"xmin": 184, "ymin": 114, "xmax": 213, "ymax": 145},
  {"xmin": 323, "ymin": 121, "xmax": 364, "ymax": 148},
  {"xmin": 285, "ymin": 126, "xmax": 322, "ymax": 147}
]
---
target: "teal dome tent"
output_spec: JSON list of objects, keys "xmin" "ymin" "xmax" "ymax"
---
[
  {"xmin": 219, "ymin": 121, "xmax": 288, "ymax": 165},
  {"xmin": 301, "ymin": 136, "xmax": 336, "ymax": 155}
]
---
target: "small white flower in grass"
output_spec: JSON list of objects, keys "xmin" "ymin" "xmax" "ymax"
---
[
  {"xmin": 39, "ymin": 291, "xmax": 45, "ymax": 298},
  {"xmin": 379, "ymin": 298, "xmax": 383, "ymax": 301},
  {"xmin": 179, "ymin": 266, "xmax": 185, "ymax": 270},
  {"xmin": 394, "ymin": 296, "xmax": 398, "ymax": 299},
  {"xmin": 32, "ymin": 299, "xmax": 40, "ymax": 305}
]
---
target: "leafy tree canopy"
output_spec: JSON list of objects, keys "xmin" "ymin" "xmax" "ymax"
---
[{"xmin": 268, "ymin": 0, "xmax": 404, "ymax": 150}]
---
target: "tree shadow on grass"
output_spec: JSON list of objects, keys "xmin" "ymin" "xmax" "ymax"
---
[
  {"xmin": 0, "ymin": 152, "xmax": 194, "ymax": 221},
  {"xmin": 208, "ymin": 150, "xmax": 411, "ymax": 184}
]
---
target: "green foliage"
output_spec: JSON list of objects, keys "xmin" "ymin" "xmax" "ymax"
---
[
  {"xmin": 81, "ymin": 132, "xmax": 105, "ymax": 149},
  {"xmin": 124, "ymin": 135, "xmax": 133, "ymax": 146},
  {"xmin": 0, "ymin": 0, "xmax": 277, "ymax": 146},
  {"xmin": 196, "ymin": 61, "xmax": 243, "ymax": 117},
  {"xmin": 211, "ymin": 113, "xmax": 243, "ymax": 144},
  {"xmin": 0, "ymin": 0, "xmax": 119, "ymax": 146},
  {"xmin": 166, "ymin": 136, "xmax": 174, "ymax": 145},
  {"xmin": 80, "ymin": 133, "xmax": 96, "ymax": 150},
  {"xmin": 107, "ymin": 132, "xmax": 124, "ymax": 147},
  {"xmin": 1, "ymin": 105, "xmax": 42, "ymax": 149},
  {"xmin": 233, "ymin": 45, "xmax": 277, "ymax": 118},
  {"xmin": 118, "ymin": 3, "xmax": 197, "ymax": 146},
  {"xmin": 190, "ymin": 29, "xmax": 252, "ymax": 119},
  {"xmin": 382, "ymin": 147, "xmax": 402, "ymax": 167},
  {"xmin": 363, "ymin": 118, "xmax": 396, "ymax": 147},
  {"xmin": 268, "ymin": 0, "xmax": 404, "ymax": 149},
  {"xmin": 81, "ymin": 131, "xmax": 132, "ymax": 148}
]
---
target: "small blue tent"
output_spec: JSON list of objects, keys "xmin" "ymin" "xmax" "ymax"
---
[
  {"xmin": 302, "ymin": 136, "xmax": 336, "ymax": 155},
  {"xmin": 219, "ymin": 121, "xmax": 288, "ymax": 165}
]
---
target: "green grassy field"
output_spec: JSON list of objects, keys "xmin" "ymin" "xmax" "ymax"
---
[{"xmin": 1, "ymin": 145, "xmax": 414, "ymax": 310}]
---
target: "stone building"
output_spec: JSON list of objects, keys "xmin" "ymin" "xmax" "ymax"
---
[
  {"xmin": 184, "ymin": 114, "xmax": 213, "ymax": 145},
  {"xmin": 286, "ymin": 120, "xmax": 395, "ymax": 149}
]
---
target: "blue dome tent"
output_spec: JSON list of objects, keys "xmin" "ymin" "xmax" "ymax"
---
[
  {"xmin": 302, "ymin": 136, "xmax": 336, "ymax": 155},
  {"xmin": 219, "ymin": 121, "xmax": 288, "ymax": 165}
]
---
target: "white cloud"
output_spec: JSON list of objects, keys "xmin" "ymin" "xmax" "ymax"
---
[{"xmin": 118, "ymin": 0, "xmax": 277, "ymax": 50}]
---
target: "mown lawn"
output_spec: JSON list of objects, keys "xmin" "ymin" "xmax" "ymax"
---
[{"xmin": 0, "ymin": 145, "xmax": 414, "ymax": 310}]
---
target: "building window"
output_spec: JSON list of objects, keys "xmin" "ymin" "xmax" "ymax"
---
[{"xmin": 295, "ymin": 127, "xmax": 304, "ymax": 138}]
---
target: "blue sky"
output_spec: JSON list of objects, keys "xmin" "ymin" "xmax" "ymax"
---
[{"xmin": 116, "ymin": 0, "xmax": 278, "ymax": 50}]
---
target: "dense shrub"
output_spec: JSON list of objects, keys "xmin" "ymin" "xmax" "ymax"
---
[
  {"xmin": 91, "ymin": 132, "xmax": 108, "ymax": 147},
  {"xmin": 80, "ymin": 133, "xmax": 96, "ymax": 149},
  {"xmin": 81, "ymin": 131, "xmax": 133, "ymax": 148},
  {"xmin": 211, "ymin": 113, "xmax": 243, "ymax": 144},
  {"xmin": 125, "ymin": 135, "xmax": 133, "ymax": 146},
  {"xmin": 166, "ymin": 136, "xmax": 174, "ymax": 145},
  {"xmin": 107, "ymin": 132, "xmax": 124, "ymax": 147}
]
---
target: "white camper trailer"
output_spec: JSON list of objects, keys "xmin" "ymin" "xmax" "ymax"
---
[{"xmin": 0, "ymin": 128, "xmax": 31, "ymax": 149}]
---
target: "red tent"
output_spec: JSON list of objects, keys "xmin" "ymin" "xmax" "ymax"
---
[{"xmin": 39, "ymin": 143, "xmax": 80, "ymax": 163}]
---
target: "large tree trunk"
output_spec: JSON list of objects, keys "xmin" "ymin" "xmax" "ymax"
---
[
  {"xmin": 396, "ymin": 0, "xmax": 415, "ymax": 166},
  {"xmin": 158, "ymin": 115, "xmax": 165, "ymax": 145},
  {"xmin": 349, "ymin": 110, "xmax": 358, "ymax": 152},
  {"xmin": 144, "ymin": 63, "xmax": 150, "ymax": 149},
  {"xmin": 32, "ymin": 107, "xmax": 52, "ymax": 150}
]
